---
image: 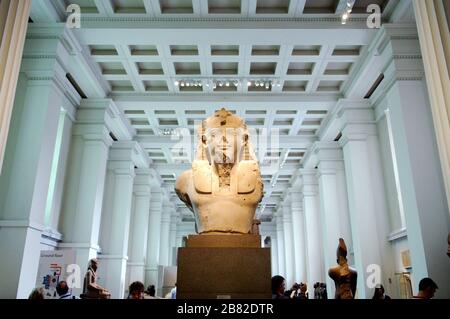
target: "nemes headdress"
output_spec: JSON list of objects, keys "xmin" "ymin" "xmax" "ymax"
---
[
  {"xmin": 196, "ymin": 108, "xmax": 256, "ymax": 162},
  {"xmin": 199, "ymin": 108, "xmax": 246, "ymax": 133}
]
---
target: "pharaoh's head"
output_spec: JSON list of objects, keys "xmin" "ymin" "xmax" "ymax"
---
[
  {"xmin": 197, "ymin": 108, "xmax": 255, "ymax": 165},
  {"xmin": 336, "ymin": 238, "xmax": 348, "ymax": 262},
  {"xmin": 88, "ymin": 258, "xmax": 98, "ymax": 271}
]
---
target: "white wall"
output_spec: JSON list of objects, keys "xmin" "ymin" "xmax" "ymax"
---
[{"xmin": 376, "ymin": 116, "xmax": 403, "ymax": 232}]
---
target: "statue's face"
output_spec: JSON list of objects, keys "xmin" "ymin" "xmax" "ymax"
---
[{"xmin": 203, "ymin": 127, "xmax": 246, "ymax": 164}]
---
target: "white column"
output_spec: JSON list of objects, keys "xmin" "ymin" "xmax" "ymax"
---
[
  {"xmin": 282, "ymin": 201, "xmax": 295, "ymax": 287},
  {"xmin": 290, "ymin": 191, "xmax": 307, "ymax": 284},
  {"xmin": 413, "ymin": 0, "xmax": 450, "ymax": 212},
  {"xmin": 97, "ymin": 142, "xmax": 136, "ymax": 299},
  {"xmin": 0, "ymin": 0, "xmax": 31, "ymax": 172},
  {"xmin": 176, "ymin": 235, "xmax": 183, "ymax": 248},
  {"xmin": 315, "ymin": 142, "xmax": 352, "ymax": 298},
  {"xmin": 338, "ymin": 102, "xmax": 391, "ymax": 299},
  {"xmin": 385, "ymin": 77, "xmax": 450, "ymax": 297},
  {"xmin": 45, "ymin": 110, "xmax": 74, "ymax": 234},
  {"xmin": 169, "ymin": 212, "xmax": 179, "ymax": 266},
  {"xmin": 270, "ymin": 236, "xmax": 279, "ymax": 276},
  {"xmin": 276, "ymin": 211, "xmax": 286, "ymax": 277},
  {"xmin": 159, "ymin": 201, "xmax": 172, "ymax": 267},
  {"xmin": 301, "ymin": 169, "xmax": 324, "ymax": 296},
  {"xmin": 59, "ymin": 99, "xmax": 113, "ymax": 296},
  {"xmin": 145, "ymin": 190, "xmax": 162, "ymax": 291},
  {"xmin": 0, "ymin": 51, "xmax": 70, "ymax": 297},
  {"xmin": 127, "ymin": 169, "xmax": 153, "ymax": 287}
]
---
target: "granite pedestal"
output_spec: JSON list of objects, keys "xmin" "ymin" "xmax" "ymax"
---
[{"xmin": 177, "ymin": 234, "xmax": 271, "ymax": 299}]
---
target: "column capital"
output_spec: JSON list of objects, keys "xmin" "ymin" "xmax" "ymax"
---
[
  {"xmin": 317, "ymin": 161, "xmax": 345, "ymax": 177},
  {"xmin": 106, "ymin": 165, "xmax": 135, "ymax": 177},
  {"xmin": 281, "ymin": 202, "xmax": 291, "ymax": 223},
  {"xmin": 133, "ymin": 168, "xmax": 157, "ymax": 196},
  {"xmin": 107, "ymin": 142, "xmax": 141, "ymax": 177},
  {"xmin": 314, "ymin": 142, "xmax": 345, "ymax": 176},
  {"xmin": 303, "ymin": 141, "xmax": 343, "ymax": 169},
  {"xmin": 288, "ymin": 188, "xmax": 303, "ymax": 209},
  {"xmin": 171, "ymin": 210, "xmax": 180, "ymax": 220},
  {"xmin": 162, "ymin": 200, "xmax": 175, "ymax": 214},
  {"xmin": 287, "ymin": 187, "xmax": 302, "ymax": 196},
  {"xmin": 77, "ymin": 125, "xmax": 113, "ymax": 148},
  {"xmin": 149, "ymin": 190, "xmax": 163, "ymax": 213},
  {"xmin": 160, "ymin": 203, "xmax": 175, "ymax": 222},
  {"xmin": 368, "ymin": 24, "xmax": 418, "ymax": 56},
  {"xmin": 109, "ymin": 141, "xmax": 149, "ymax": 169},
  {"xmin": 335, "ymin": 101, "xmax": 378, "ymax": 148},
  {"xmin": 371, "ymin": 51, "xmax": 425, "ymax": 111},
  {"xmin": 275, "ymin": 209, "xmax": 284, "ymax": 221},
  {"xmin": 335, "ymin": 99, "xmax": 374, "ymax": 123},
  {"xmin": 133, "ymin": 172, "xmax": 152, "ymax": 197},
  {"xmin": 315, "ymin": 97, "xmax": 373, "ymax": 143},
  {"xmin": 25, "ymin": 24, "xmax": 107, "ymax": 98},
  {"xmin": 24, "ymin": 24, "xmax": 82, "ymax": 56},
  {"xmin": 150, "ymin": 189, "xmax": 162, "ymax": 198},
  {"xmin": 170, "ymin": 213, "xmax": 179, "ymax": 230},
  {"xmin": 299, "ymin": 169, "xmax": 319, "ymax": 185},
  {"xmin": 160, "ymin": 212, "xmax": 171, "ymax": 223},
  {"xmin": 291, "ymin": 199, "xmax": 303, "ymax": 211},
  {"xmin": 314, "ymin": 142, "xmax": 343, "ymax": 160},
  {"xmin": 339, "ymin": 123, "xmax": 378, "ymax": 148},
  {"xmin": 170, "ymin": 222, "xmax": 178, "ymax": 231},
  {"xmin": 298, "ymin": 169, "xmax": 319, "ymax": 196},
  {"xmin": 109, "ymin": 141, "xmax": 137, "ymax": 155},
  {"xmin": 22, "ymin": 25, "xmax": 73, "ymax": 75},
  {"xmin": 282, "ymin": 200, "xmax": 291, "ymax": 211},
  {"xmin": 20, "ymin": 25, "xmax": 87, "ymax": 111},
  {"xmin": 282, "ymin": 212, "xmax": 292, "ymax": 223},
  {"xmin": 110, "ymin": 141, "xmax": 149, "ymax": 169},
  {"xmin": 276, "ymin": 214, "xmax": 284, "ymax": 230},
  {"xmin": 76, "ymin": 99, "xmax": 135, "ymax": 142},
  {"xmin": 73, "ymin": 99, "xmax": 114, "ymax": 146}
]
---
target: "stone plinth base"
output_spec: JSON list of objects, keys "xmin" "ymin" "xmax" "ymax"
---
[{"xmin": 177, "ymin": 235, "xmax": 271, "ymax": 299}]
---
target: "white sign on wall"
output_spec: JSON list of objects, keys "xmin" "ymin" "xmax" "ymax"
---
[{"xmin": 35, "ymin": 250, "xmax": 76, "ymax": 299}]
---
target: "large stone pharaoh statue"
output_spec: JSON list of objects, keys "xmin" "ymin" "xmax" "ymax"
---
[{"xmin": 175, "ymin": 108, "xmax": 263, "ymax": 234}]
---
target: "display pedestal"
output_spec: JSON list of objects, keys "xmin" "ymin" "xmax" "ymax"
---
[{"xmin": 177, "ymin": 234, "xmax": 271, "ymax": 299}]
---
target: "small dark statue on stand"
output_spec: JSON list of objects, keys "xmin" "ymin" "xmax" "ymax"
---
[
  {"xmin": 81, "ymin": 259, "xmax": 111, "ymax": 299},
  {"xmin": 328, "ymin": 238, "xmax": 357, "ymax": 299}
]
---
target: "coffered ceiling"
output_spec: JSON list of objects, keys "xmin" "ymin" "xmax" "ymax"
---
[{"xmin": 33, "ymin": 0, "xmax": 403, "ymax": 222}]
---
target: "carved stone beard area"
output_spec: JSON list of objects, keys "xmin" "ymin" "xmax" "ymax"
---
[{"xmin": 217, "ymin": 162, "xmax": 232, "ymax": 189}]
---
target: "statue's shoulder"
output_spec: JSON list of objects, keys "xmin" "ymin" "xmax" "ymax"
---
[
  {"xmin": 179, "ymin": 169, "xmax": 193, "ymax": 179},
  {"xmin": 328, "ymin": 266, "xmax": 339, "ymax": 277},
  {"xmin": 175, "ymin": 169, "xmax": 193, "ymax": 193},
  {"xmin": 192, "ymin": 160, "xmax": 212, "ymax": 194},
  {"xmin": 237, "ymin": 160, "xmax": 262, "ymax": 194}
]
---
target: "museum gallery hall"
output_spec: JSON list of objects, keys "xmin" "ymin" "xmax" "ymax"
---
[{"xmin": 0, "ymin": 0, "xmax": 449, "ymax": 299}]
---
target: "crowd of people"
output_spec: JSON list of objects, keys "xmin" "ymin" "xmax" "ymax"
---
[
  {"xmin": 28, "ymin": 258, "xmax": 176, "ymax": 300},
  {"xmin": 270, "ymin": 275, "xmax": 439, "ymax": 300},
  {"xmin": 28, "ymin": 275, "xmax": 439, "ymax": 300},
  {"xmin": 27, "ymin": 258, "xmax": 440, "ymax": 300}
]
